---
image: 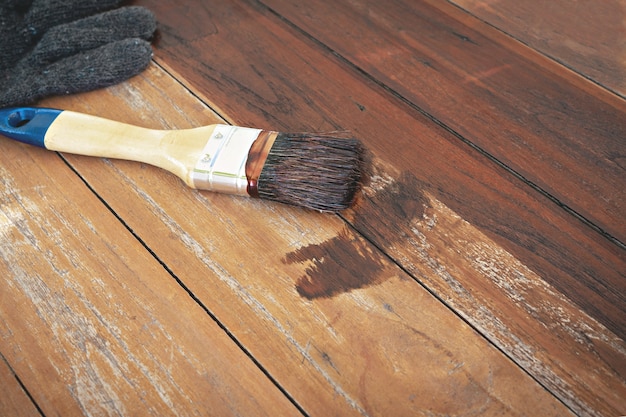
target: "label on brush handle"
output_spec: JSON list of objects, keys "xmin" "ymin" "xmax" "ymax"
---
[{"xmin": 190, "ymin": 124, "xmax": 262, "ymax": 195}]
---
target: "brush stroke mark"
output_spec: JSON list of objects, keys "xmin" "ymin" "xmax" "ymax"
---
[
  {"xmin": 352, "ymin": 171, "xmax": 430, "ymax": 245},
  {"xmin": 284, "ymin": 227, "xmax": 386, "ymax": 299},
  {"xmin": 284, "ymin": 171, "xmax": 431, "ymax": 299}
]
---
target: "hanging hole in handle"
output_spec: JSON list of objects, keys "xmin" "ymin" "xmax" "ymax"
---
[{"xmin": 7, "ymin": 109, "xmax": 37, "ymax": 128}]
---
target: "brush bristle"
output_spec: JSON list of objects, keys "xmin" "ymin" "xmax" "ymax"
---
[{"xmin": 256, "ymin": 133, "xmax": 365, "ymax": 211}]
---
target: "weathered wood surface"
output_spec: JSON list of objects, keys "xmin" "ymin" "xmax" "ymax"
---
[
  {"xmin": 0, "ymin": 0, "xmax": 624, "ymax": 416},
  {"xmin": 450, "ymin": 0, "xmax": 626, "ymax": 97},
  {"xmin": 0, "ymin": 74, "xmax": 301, "ymax": 416}
]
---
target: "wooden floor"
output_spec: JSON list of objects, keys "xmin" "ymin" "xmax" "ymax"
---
[{"xmin": 1, "ymin": 1, "xmax": 624, "ymax": 416}]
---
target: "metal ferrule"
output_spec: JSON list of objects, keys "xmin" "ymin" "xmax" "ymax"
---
[{"xmin": 190, "ymin": 124, "xmax": 262, "ymax": 195}]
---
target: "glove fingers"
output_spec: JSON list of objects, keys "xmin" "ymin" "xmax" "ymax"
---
[
  {"xmin": 28, "ymin": 7, "xmax": 156, "ymax": 65},
  {"xmin": 1, "ymin": 0, "xmax": 131, "ymax": 70},
  {"xmin": 55, "ymin": 38, "xmax": 154, "ymax": 91},
  {"xmin": 26, "ymin": 0, "xmax": 126, "ymax": 36},
  {"xmin": 0, "ymin": 0, "xmax": 34, "ymax": 69},
  {"xmin": 1, "ymin": 38, "xmax": 153, "ymax": 107}
]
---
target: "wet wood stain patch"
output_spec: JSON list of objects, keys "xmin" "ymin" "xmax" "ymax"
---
[
  {"xmin": 283, "ymin": 228, "xmax": 386, "ymax": 299},
  {"xmin": 284, "ymin": 170, "xmax": 431, "ymax": 299}
]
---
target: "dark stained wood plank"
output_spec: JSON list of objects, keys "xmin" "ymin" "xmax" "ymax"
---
[
  {"xmin": 0, "ymin": 356, "xmax": 41, "ymax": 417},
  {"xmin": 132, "ymin": 1, "xmax": 625, "ymax": 415},
  {"xmin": 450, "ymin": 0, "xmax": 626, "ymax": 96},
  {"xmin": 44, "ymin": 63, "xmax": 574, "ymax": 417},
  {"xmin": 260, "ymin": 0, "xmax": 626, "ymax": 248},
  {"xmin": 0, "ymin": 85, "xmax": 302, "ymax": 416}
]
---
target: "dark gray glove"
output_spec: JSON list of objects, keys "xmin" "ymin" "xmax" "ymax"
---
[{"xmin": 0, "ymin": 0, "xmax": 156, "ymax": 107}]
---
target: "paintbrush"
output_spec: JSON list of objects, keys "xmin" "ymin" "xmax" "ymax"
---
[{"xmin": 0, "ymin": 107, "xmax": 364, "ymax": 211}]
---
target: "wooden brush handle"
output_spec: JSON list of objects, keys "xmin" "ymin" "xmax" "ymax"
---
[
  {"xmin": 0, "ymin": 108, "xmax": 265, "ymax": 195},
  {"xmin": 44, "ymin": 110, "xmax": 216, "ymax": 189}
]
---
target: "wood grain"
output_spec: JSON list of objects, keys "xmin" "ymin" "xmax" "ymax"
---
[
  {"xmin": 39, "ymin": 65, "xmax": 574, "ymax": 416},
  {"xmin": 450, "ymin": 0, "xmax": 626, "ymax": 96},
  {"xmin": 132, "ymin": 1, "xmax": 625, "ymax": 415},
  {"xmin": 260, "ymin": 0, "xmax": 626, "ymax": 247}
]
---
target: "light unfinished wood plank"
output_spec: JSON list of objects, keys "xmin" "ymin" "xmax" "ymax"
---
[{"xmin": 0, "ymin": 91, "xmax": 301, "ymax": 416}]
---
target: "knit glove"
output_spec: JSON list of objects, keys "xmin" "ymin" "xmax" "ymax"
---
[{"xmin": 0, "ymin": 0, "xmax": 156, "ymax": 107}]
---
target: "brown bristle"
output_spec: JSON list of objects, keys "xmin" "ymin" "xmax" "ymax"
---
[{"xmin": 256, "ymin": 133, "xmax": 365, "ymax": 212}]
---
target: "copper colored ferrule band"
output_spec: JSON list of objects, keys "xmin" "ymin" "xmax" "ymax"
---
[{"xmin": 245, "ymin": 130, "xmax": 278, "ymax": 198}]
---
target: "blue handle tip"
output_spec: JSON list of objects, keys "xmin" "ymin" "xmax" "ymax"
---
[{"xmin": 0, "ymin": 107, "xmax": 62, "ymax": 148}]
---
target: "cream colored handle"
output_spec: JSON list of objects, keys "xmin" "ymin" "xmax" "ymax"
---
[{"xmin": 44, "ymin": 111, "xmax": 218, "ymax": 188}]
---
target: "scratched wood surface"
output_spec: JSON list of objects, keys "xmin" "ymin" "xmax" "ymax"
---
[{"xmin": 1, "ymin": 0, "xmax": 624, "ymax": 417}]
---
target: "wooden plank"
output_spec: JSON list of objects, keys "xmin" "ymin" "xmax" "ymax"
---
[
  {"xmin": 260, "ymin": 0, "xmax": 626, "ymax": 248},
  {"xmin": 0, "ymin": 356, "xmax": 41, "ymax": 417},
  {"xmin": 38, "ymin": 66, "xmax": 574, "ymax": 415},
  {"xmin": 0, "ymin": 89, "xmax": 301, "ymax": 416},
  {"xmin": 132, "ymin": 1, "xmax": 625, "ymax": 415},
  {"xmin": 450, "ymin": 0, "xmax": 626, "ymax": 96}
]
